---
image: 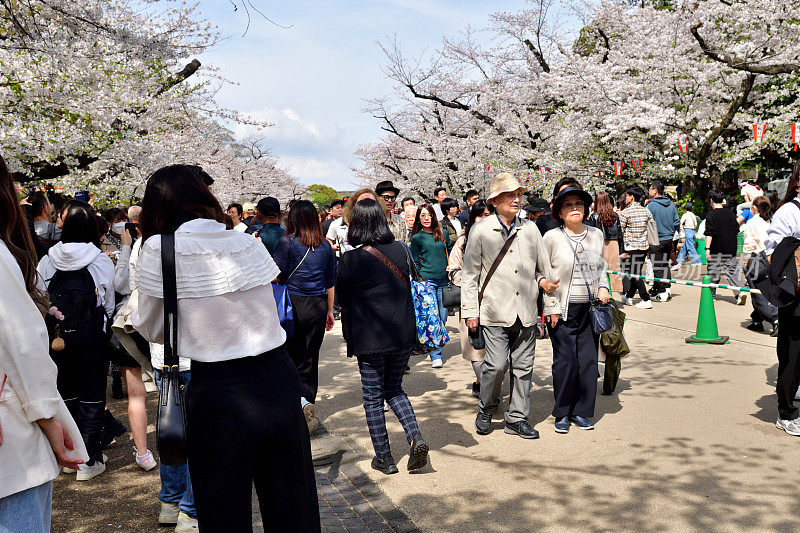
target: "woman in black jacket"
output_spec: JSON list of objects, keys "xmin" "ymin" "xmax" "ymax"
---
[
  {"xmin": 335, "ymin": 199, "xmax": 429, "ymax": 475},
  {"xmin": 588, "ymin": 191, "xmax": 623, "ymax": 294}
]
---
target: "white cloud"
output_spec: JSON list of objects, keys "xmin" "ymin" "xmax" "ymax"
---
[
  {"xmin": 233, "ymin": 107, "xmax": 329, "ymax": 145},
  {"xmin": 280, "ymin": 155, "xmax": 355, "ymax": 191}
]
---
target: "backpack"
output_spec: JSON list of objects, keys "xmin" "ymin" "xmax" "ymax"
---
[{"xmin": 46, "ymin": 268, "xmax": 108, "ymax": 351}]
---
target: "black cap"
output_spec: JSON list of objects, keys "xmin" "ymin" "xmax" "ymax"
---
[
  {"xmin": 525, "ymin": 197, "xmax": 550, "ymax": 213},
  {"xmin": 256, "ymin": 197, "xmax": 281, "ymax": 217},
  {"xmin": 375, "ymin": 180, "xmax": 400, "ymax": 196}
]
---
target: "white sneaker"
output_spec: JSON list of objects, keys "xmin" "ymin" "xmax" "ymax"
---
[
  {"xmin": 175, "ymin": 511, "xmax": 199, "ymax": 532},
  {"xmin": 158, "ymin": 502, "xmax": 180, "ymax": 526},
  {"xmin": 76, "ymin": 460, "xmax": 106, "ymax": 481},
  {"xmin": 635, "ymin": 300, "xmax": 653, "ymax": 309},
  {"xmin": 62, "ymin": 466, "xmax": 77, "ymax": 474},
  {"xmin": 135, "ymin": 449, "xmax": 157, "ymax": 471},
  {"xmin": 737, "ymin": 293, "xmax": 748, "ymax": 306},
  {"xmin": 621, "ymin": 296, "xmax": 634, "ymax": 306},
  {"xmin": 655, "ymin": 292, "xmax": 671, "ymax": 302},
  {"xmin": 670, "ymin": 263, "xmax": 681, "ymax": 272},
  {"xmin": 431, "ymin": 359, "xmax": 443, "ymax": 368},
  {"xmin": 795, "ymin": 386, "xmax": 800, "ymax": 401},
  {"xmin": 776, "ymin": 417, "xmax": 800, "ymax": 436}
]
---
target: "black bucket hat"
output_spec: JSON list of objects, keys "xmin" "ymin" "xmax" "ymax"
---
[{"xmin": 551, "ymin": 186, "xmax": 593, "ymax": 222}]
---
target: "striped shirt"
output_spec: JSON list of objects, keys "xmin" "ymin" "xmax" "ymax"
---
[
  {"xmin": 618, "ymin": 203, "xmax": 652, "ymax": 251},
  {"xmin": 566, "ymin": 230, "xmax": 592, "ymax": 303}
]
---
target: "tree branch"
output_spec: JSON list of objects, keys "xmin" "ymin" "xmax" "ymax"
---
[
  {"xmin": 523, "ymin": 38, "xmax": 550, "ymax": 73},
  {"xmin": 691, "ymin": 23, "xmax": 800, "ymax": 75},
  {"xmin": 404, "ymin": 83, "xmax": 505, "ymax": 135}
]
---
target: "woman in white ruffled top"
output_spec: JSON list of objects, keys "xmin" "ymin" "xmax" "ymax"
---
[
  {"xmin": 130, "ymin": 165, "xmax": 319, "ymax": 532},
  {"xmin": 0, "ymin": 155, "xmax": 87, "ymax": 532}
]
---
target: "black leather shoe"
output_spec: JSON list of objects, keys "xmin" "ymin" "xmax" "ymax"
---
[
  {"xmin": 504, "ymin": 420, "xmax": 540, "ymax": 439},
  {"xmin": 371, "ymin": 455, "xmax": 398, "ymax": 475},
  {"xmin": 746, "ymin": 321, "xmax": 764, "ymax": 332},
  {"xmin": 475, "ymin": 411, "xmax": 492, "ymax": 435},
  {"xmin": 771, "ymin": 322, "xmax": 779, "ymax": 338},
  {"xmin": 407, "ymin": 435, "xmax": 429, "ymax": 471}
]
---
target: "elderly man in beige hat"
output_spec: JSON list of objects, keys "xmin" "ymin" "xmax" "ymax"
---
[{"xmin": 461, "ymin": 173, "xmax": 561, "ymax": 439}]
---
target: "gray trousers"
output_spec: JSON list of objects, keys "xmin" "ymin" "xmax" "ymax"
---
[
  {"xmin": 707, "ymin": 253, "xmax": 745, "ymax": 298},
  {"xmin": 479, "ymin": 318, "xmax": 537, "ymax": 424}
]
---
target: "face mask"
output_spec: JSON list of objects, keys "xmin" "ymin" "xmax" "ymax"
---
[{"xmin": 111, "ymin": 222, "xmax": 127, "ymax": 234}]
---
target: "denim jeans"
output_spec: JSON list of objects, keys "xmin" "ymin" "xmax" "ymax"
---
[
  {"xmin": 154, "ymin": 369, "xmax": 196, "ymax": 518},
  {"xmin": 0, "ymin": 481, "xmax": 52, "ymax": 533},
  {"xmin": 428, "ymin": 278, "xmax": 449, "ymax": 361},
  {"xmin": 677, "ymin": 228, "xmax": 701, "ymax": 264}
]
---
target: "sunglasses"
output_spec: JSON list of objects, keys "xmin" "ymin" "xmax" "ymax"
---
[{"xmin": 380, "ymin": 194, "xmax": 397, "ymax": 202}]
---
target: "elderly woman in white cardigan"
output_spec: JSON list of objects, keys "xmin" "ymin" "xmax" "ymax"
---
[{"xmin": 542, "ymin": 185, "xmax": 611, "ymax": 434}]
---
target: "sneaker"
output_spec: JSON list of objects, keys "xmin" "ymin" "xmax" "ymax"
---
[
  {"xmin": 371, "ymin": 455, "xmax": 399, "ymax": 475},
  {"xmin": 737, "ymin": 293, "xmax": 748, "ymax": 306},
  {"xmin": 776, "ymin": 417, "xmax": 800, "ymax": 436},
  {"xmin": 431, "ymin": 358, "xmax": 443, "ymax": 368},
  {"xmin": 158, "ymin": 502, "xmax": 180, "ymax": 526},
  {"xmin": 554, "ymin": 416, "xmax": 570, "ymax": 434},
  {"xmin": 135, "ymin": 449, "xmax": 157, "ymax": 471},
  {"xmin": 504, "ymin": 420, "xmax": 540, "ymax": 439},
  {"xmin": 76, "ymin": 460, "xmax": 106, "ymax": 481},
  {"xmin": 771, "ymin": 322, "xmax": 779, "ymax": 338},
  {"xmin": 655, "ymin": 292, "xmax": 671, "ymax": 302},
  {"xmin": 475, "ymin": 411, "xmax": 492, "ymax": 435},
  {"xmin": 383, "ymin": 401, "xmax": 390, "ymax": 412},
  {"xmin": 175, "ymin": 511, "xmax": 199, "ymax": 532},
  {"xmin": 621, "ymin": 296, "xmax": 634, "ymax": 306},
  {"xmin": 795, "ymin": 386, "xmax": 800, "ymax": 401},
  {"xmin": 407, "ymin": 435, "xmax": 429, "ymax": 472},
  {"xmin": 635, "ymin": 300, "xmax": 653, "ymax": 309},
  {"xmin": 670, "ymin": 263, "xmax": 681, "ymax": 272},
  {"xmin": 62, "ymin": 466, "xmax": 77, "ymax": 474},
  {"xmin": 471, "ymin": 382, "xmax": 481, "ymax": 398},
  {"xmin": 746, "ymin": 321, "xmax": 764, "ymax": 332},
  {"xmin": 303, "ymin": 403, "xmax": 319, "ymax": 433},
  {"xmin": 569, "ymin": 415, "xmax": 595, "ymax": 430}
]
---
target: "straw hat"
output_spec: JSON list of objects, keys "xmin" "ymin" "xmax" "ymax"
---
[{"xmin": 487, "ymin": 172, "xmax": 528, "ymax": 201}]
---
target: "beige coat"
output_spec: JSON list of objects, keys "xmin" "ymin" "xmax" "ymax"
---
[
  {"xmin": 461, "ymin": 215, "xmax": 560, "ymax": 327},
  {"xmin": 542, "ymin": 225, "xmax": 609, "ymax": 320},
  {"xmin": 0, "ymin": 242, "xmax": 87, "ymax": 499}
]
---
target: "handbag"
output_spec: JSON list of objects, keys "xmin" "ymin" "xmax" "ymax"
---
[
  {"xmin": 442, "ymin": 268, "xmax": 461, "ymax": 308},
  {"xmin": 363, "ymin": 245, "xmax": 450, "ymax": 350},
  {"xmin": 157, "ymin": 233, "xmax": 188, "ymax": 466},
  {"xmin": 646, "ymin": 213, "xmax": 660, "ymax": 247},
  {"xmin": 562, "ymin": 229, "xmax": 615, "ymax": 335},
  {"xmin": 273, "ymin": 245, "xmax": 311, "ymax": 338},
  {"xmin": 468, "ymin": 233, "xmax": 519, "ymax": 349}
]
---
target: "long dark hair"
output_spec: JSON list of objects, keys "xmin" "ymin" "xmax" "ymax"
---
[
  {"xmin": 462, "ymin": 200, "xmax": 491, "ymax": 252},
  {"xmin": 287, "ymin": 199, "xmax": 324, "ymax": 247},
  {"xmin": 348, "ymin": 198, "xmax": 394, "ymax": 246},
  {"xmin": 0, "ymin": 156, "xmax": 47, "ymax": 315},
  {"xmin": 411, "ymin": 203, "xmax": 446, "ymax": 242},
  {"xmin": 593, "ymin": 191, "xmax": 616, "ymax": 225},
  {"xmin": 60, "ymin": 201, "xmax": 101, "ymax": 248},
  {"xmin": 140, "ymin": 165, "xmax": 225, "ymax": 242},
  {"xmin": 753, "ymin": 195, "xmax": 773, "ymax": 222},
  {"xmin": 780, "ymin": 160, "xmax": 800, "ymax": 207}
]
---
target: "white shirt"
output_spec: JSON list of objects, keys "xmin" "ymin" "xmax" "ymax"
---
[
  {"xmin": 326, "ymin": 217, "xmax": 354, "ymax": 255},
  {"xmin": 233, "ymin": 222, "xmax": 248, "ymax": 233},
  {"xmin": 450, "ymin": 217, "xmax": 463, "ymax": 234},
  {"xmin": 680, "ymin": 212, "xmax": 698, "ymax": 230},
  {"xmin": 132, "ymin": 219, "xmax": 286, "ymax": 363},
  {"xmin": 742, "ymin": 215, "xmax": 770, "ymax": 254},
  {"xmin": 765, "ymin": 199, "xmax": 800, "ymax": 256},
  {"xmin": 433, "ymin": 203, "xmax": 445, "ymax": 221},
  {"xmin": 0, "ymin": 242, "xmax": 87, "ymax": 498}
]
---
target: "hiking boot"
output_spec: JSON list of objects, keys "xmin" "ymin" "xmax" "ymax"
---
[{"xmin": 407, "ymin": 435, "xmax": 429, "ymax": 472}]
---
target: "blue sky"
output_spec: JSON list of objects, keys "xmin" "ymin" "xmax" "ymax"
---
[{"xmin": 197, "ymin": 0, "xmax": 529, "ymax": 190}]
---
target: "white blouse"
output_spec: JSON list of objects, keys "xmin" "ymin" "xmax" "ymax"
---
[
  {"xmin": 0, "ymin": 242, "xmax": 87, "ymax": 498},
  {"xmin": 131, "ymin": 219, "xmax": 286, "ymax": 363}
]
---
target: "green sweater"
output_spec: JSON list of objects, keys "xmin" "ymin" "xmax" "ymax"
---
[{"xmin": 410, "ymin": 230, "xmax": 450, "ymax": 281}]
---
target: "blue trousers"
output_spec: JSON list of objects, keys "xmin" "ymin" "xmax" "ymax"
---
[
  {"xmin": 357, "ymin": 351, "xmax": 421, "ymax": 460},
  {"xmin": 0, "ymin": 482, "xmax": 52, "ymax": 533},
  {"xmin": 428, "ymin": 278, "xmax": 449, "ymax": 361},
  {"xmin": 154, "ymin": 369, "xmax": 196, "ymax": 518},
  {"xmin": 677, "ymin": 228, "xmax": 701, "ymax": 264}
]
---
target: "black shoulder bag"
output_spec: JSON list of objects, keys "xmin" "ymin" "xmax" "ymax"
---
[
  {"xmin": 157, "ymin": 233, "xmax": 188, "ymax": 465},
  {"xmin": 562, "ymin": 229, "xmax": 615, "ymax": 335}
]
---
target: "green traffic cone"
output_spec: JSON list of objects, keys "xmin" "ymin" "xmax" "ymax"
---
[{"xmin": 685, "ymin": 274, "xmax": 729, "ymax": 344}]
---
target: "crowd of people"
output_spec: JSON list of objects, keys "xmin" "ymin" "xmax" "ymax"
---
[{"xmin": 2, "ymin": 153, "xmax": 800, "ymax": 532}]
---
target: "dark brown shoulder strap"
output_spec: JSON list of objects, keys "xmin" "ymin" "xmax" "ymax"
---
[
  {"xmin": 479, "ymin": 232, "xmax": 517, "ymax": 305},
  {"xmin": 362, "ymin": 245, "xmax": 411, "ymax": 291}
]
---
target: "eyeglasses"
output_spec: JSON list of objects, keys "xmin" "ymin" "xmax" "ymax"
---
[
  {"xmin": 380, "ymin": 194, "xmax": 396, "ymax": 202},
  {"xmin": 562, "ymin": 201, "xmax": 585, "ymax": 211}
]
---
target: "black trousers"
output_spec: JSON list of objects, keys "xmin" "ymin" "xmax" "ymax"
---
[
  {"xmin": 650, "ymin": 240, "xmax": 673, "ymax": 293},
  {"xmin": 287, "ymin": 293, "xmax": 328, "ymax": 403},
  {"xmin": 549, "ymin": 302, "xmax": 600, "ymax": 418},
  {"xmin": 777, "ymin": 302, "xmax": 800, "ymax": 420},
  {"xmin": 51, "ymin": 344, "xmax": 108, "ymax": 464},
  {"xmin": 624, "ymin": 250, "xmax": 651, "ymax": 301},
  {"xmin": 186, "ymin": 347, "xmax": 320, "ymax": 533}
]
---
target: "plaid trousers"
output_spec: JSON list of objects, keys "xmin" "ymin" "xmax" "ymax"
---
[{"xmin": 357, "ymin": 351, "xmax": 421, "ymax": 460}]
